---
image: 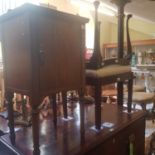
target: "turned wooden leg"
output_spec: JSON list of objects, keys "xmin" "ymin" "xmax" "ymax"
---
[
  {"xmin": 127, "ymin": 78, "xmax": 133, "ymax": 113},
  {"xmin": 50, "ymin": 94, "xmax": 57, "ymax": 125},
  {"xmin": 6, "ymin": 91, "xmax": 15, "ymax": 145},
  {"xmin": 57, "ymin": 92, "xmax": 61, "ymax": 102},
  {"xmin": 30, "ymin": 97, "xmax": 40, "ymax": 155},
  {"xmin": 78, "ymin": 90, "xmax": 85, "ymax": 144},
  {"xmin": 133, "ymin": 103, "xmax": 136, "ymax": 110},
  {"xmin": 95, "ymin": 81, "xmax": 101, "ymax": 130},
  {"xmin": 21, "ymin": 95, "xmax": 27, "ymax": 121},
  {"xmin": 117, "ymin": 81, "xmax": 123, "ymax": 106},
  {"xmin": 141, "ymin": 104, "xmax": 146, "ymax": 111},
  {"xmin": 62, "ymin": 92, "xmax": 68, "ymax": 119},
  {"xmin": 79, "ymin": 90, "xmax": 85, "ymax": 133}
]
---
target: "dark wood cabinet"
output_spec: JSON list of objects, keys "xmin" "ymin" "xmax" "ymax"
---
[
  {"xmin": 0, "ymin": 4, "xmax": 88, "ymax": 154},
  {"xmin": 86, "ymin": 114, "xmax": 145, "ymax": 155},
  {"xmin": 0, "ymin": 104, "xmax": 145, "ymax": 155}
]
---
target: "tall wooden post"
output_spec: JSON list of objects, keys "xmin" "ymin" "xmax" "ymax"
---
[{"xmin": 111, "ymin": 0, "xmax": 131, "ymax": 106}]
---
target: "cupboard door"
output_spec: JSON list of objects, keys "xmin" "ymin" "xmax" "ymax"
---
[
  {"xmin": 37, "ymin": 16, "xmax": 84, "ymax": 94},
  {"xmin": 1, "ymin": 13, "xmax": 32, "ymax": 92}
]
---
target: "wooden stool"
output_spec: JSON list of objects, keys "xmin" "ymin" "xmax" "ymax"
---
[
  {"xmin": 86, "ymin": 65, "xmax": 133, "ymax": 130},
  {"xmin": 131, "ymin": 92, "xmax": 155, "ymax": 122},
  {"xmin": 85, "ymin": 1, "xmax": 133, "ymax": 131},
  {"xmin": 132, "ymin": 92, "xmax": 155, "ymax": 110}
]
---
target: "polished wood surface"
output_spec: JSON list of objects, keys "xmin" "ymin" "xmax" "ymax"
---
[{"xmin": 0, "ymin": 103, "xmax": 145, "ymax": 155}]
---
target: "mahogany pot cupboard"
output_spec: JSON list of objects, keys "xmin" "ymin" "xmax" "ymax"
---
[{"xmin": 0, "ymin": 4, "xmax": 88, "ymax": 154}]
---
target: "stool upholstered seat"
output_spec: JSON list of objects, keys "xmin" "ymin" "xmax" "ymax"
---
[
  {"xmin": 86, "ymin": 65, "xmax": 131, "ymax": 78},
  {"xmin": 125, "ymin": 92, "xmax": 155, "ymax": 112},
  {"xmin": 132, "ymin": 92, "xmax": 155, "ymax": 122},
  {"xmin": 132, "ymin": 92, "xmax": 155, "ymax": 104},
  {"xmin": 124, "ymin": 85, "xmax": 145, "ymax": 92}
]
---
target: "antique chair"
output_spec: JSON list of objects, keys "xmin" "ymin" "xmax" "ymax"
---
[{"xmin": 85, "ymin": 0, "xmax": 133, "ymax": 130}]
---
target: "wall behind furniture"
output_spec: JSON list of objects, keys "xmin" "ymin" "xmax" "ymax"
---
[{"xmin": 41, "ymin": 0, "xmax": 155, "ymax": 47}]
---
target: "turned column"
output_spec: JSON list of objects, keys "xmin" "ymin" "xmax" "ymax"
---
[
  {"xmin": 6, "ymin": 91, "xmax": 15, "ymax": 145},
  {"xmin": 112, "ymin": 0, "xmax": 131, "ymax": 106}
]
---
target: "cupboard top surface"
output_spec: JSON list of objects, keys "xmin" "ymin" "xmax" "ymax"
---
[{"xmin": 0, "ymin": 3, "xmax": 89, "ymax": 24}]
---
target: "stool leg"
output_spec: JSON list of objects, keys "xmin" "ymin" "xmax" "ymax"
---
[
  {"xmin": 95, "ymin": 81, "xmax": 101, "ymax": 130},
  {"xmin": 117, "ymin": 81, "xmax": 123, "ymax": 106},
  {"xmin": 152, "ymin": 100, "xmax": 155, "ymax": 111},
  {"xmin": 152, "ymin": 100, "xmax": 155, "ymax": 123},
  {"xmin": 133, "ymin": 103, "xmax": 136, "ymax": 110},
  {"xmin": 127, "ymin": 78, "xmax": 133, "ymax": 113},
  {"xmin": 141, "ymin": 104, "xmax": 146, "ymax": 111}
]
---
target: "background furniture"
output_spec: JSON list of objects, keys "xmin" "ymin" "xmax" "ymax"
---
[
  {"xmin": 0, "ymin": 4, "xmax": 88, "ymax": 154},
  {"xmin": 102, "ymin": 39, "xmax": 155, "ymax": 60},
  {"xmin": 132, "ymin": 92, "xmax": 155, "ymax": 122}
]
